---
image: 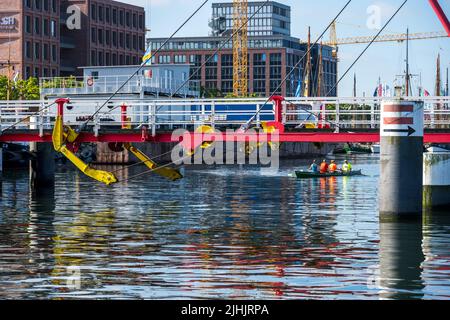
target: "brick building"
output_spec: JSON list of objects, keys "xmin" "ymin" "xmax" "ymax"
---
[
  {"xmin": 0, "ymin": 0, "xmax": 145, "ymax": 80},
  {"xmin": 149, "ymin": 1, "xmax": 337, "ymax": 97}
]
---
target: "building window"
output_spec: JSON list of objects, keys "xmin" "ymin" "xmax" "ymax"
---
[
  {"xmin": 105, "ymin": 30, "xmax": 111, "ymax": 45},
  {"xmin": 112, "ymin": 31, "xmax": 117, "ymax": 47},
  {"xmin": 91, "ymin": 28, "xmax": 97, "ymax": 43},
  {"xmin": 174, "ymin": 55, "xmax": 186, "ymax": 64},
  {"xmin": 105, "ymin": 52, "xmax": 110, "ymax": 65},
  {"xmin": 126, "ymin": 12, "xmax": 130, "ymax": 27},
  {"xmin": 98, "ymin": 29, "xmax": 103, "ymax": 44},
  {"xmin": 25, "ymin": 16, "xmax": 31, "ymax": 34},
  {"xmin": 119, "ymin": 32, "xmax": 124, "ymax": 48},
  {"xmin": 125, "ymin": 34, "xmax": 130, "ymax": 49},
  {"xmin": 133, "ymin": 13, "xmax": 137, "ymax": 28},
  {"xmin": 25, "ymin": 0, "xmax": 32, "ymax": 9},
  {"xmin": 91, "ymin": 4, "xmax": 97, "ymax": 21},
  {"xmin": 43, "ymin": 0, "xmax": 49, "ymax": 11},
  {"xmin": 25, "ymin": 41, "xmax": 32, "ymax": 59},
  {"xmin": 158, "ymin": 55, "xmax": 171, "ymax": 64},
  {"xmin": 106, "ymin": 7, "xmax": 111, "ymax": 23},
  {"xmin": 52, "ymin": 0, "xmax": 57, "ymax": 13},
  {"xmin": 25, "ymin": 66, "xmax": 31, "ymax": 79},
  {"xmin": 34, "ymin": 17, "xmax": 40, "ymax": 34},
  {"xmin": 91, "ymin": 50, "xmax": 96, "ymax": 66},
  {"xmin": 34, "ymin": 43, "xmax": 40, "ymax": 60},
  {"xmin": 119, "ymin": 10, "xmax": 124, "ymax": 26},
  {"xmin": 52, "ymin": 44, "xmax": 57, "ymax": 62},
  {"xmin": 139, "ymin": 15, "xmax": 144, "ymax": 30},
  {"xmin": 99, "ymin": 6, "xmax": 104, "ymax": 21},
  {"xmin": 34, "ymin": 67, "xmax": 40, "ymax": 78},
  {"xmin": 43, "ymin": 19, "xmax": 49, "ymax": 36},
  {"xmin": 139, "ymin": 36, "xmax": 144, "ymax": 51},
  {"xmin": 35, "ymin": 0, "xmax": 42, "ymax": 11},
  {"xmin": 98, "ymin": 52, "xmax": 104, "ymax": 65},
  {"xmin": 51, "ymin": 20, "xmax": 56, "ymax": 37},
  {"xmin": 132, "ymin": 35, "xmax": 137, "ymax": 50},
  {"xmin": 43, "ymin": 43, "xmax": 49, "ymax": 60},
  {"xmin": 119, "ymin": 54, "xmax": 124, "ymax": 65},
  {"xmin": 112, "ymin": 8, "xmax": 117, "ymax": 24},
  {"xmin": 112, "ymin": 53, "xmax": 117, "ymax": 65}
]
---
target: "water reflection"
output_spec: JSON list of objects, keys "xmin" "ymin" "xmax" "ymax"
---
[
  {"xmin": 0, "ymin": 160, "xmax": 449, "ymax": 299},
  {"xmin": 379, "ymin": 221, "xmax": 425, "ymax": 299}
]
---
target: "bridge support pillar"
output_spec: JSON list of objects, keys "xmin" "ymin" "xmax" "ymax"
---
[
  {"xmin": 0, "ymin": 145, "xmax": 3, "ymax": 190},
  {"xmin": 379, "ymin": 100, "xmax": 424, "ymax": 219},
  {"xmin": 423, "ymin": 147, "xmax": 450, "ymax": 209},
  {"xmin": 30, "ymin": 142, "xmax": 55, "ymax": 188}
]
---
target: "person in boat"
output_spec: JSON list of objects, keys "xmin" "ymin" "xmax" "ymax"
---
[
  {"xmin": 329, "ymin": 160, "xmax": 338, "ymax": 173},
  {"xmin": 342, "ymin": 160, "xmax": 353, "ymax": 173},
  {"xmin": 309, "ymin": 160, "xmax": 319, "ymax": 173},
  {"xmin": 320, "ymin": 159, "xmax": 329, "ymax": 174}
]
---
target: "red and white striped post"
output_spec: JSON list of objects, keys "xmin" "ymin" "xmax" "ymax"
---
[{"xmin": 379, "ymin": 100, "xmax": 424, "ymax": 218}]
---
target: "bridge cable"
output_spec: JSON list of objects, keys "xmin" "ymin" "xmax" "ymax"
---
[
  {"xmin": 78, "ymin": 0, "xmax": 210, "ymax": 130},
  {"xmin": 239, "ymin": 0, "xmax": 353, "ymax": 132},
  {"xmin": 1, "ymin": 101, "xmax": 57, "ymax": 133},
  {"xmin": 113, "ymin": 1, "xmax": 354, "ymax": 183},
  {"xmin": 102, "ymin": 0, "xmax": 272, "ymax": 118},
  {"xmin": 284, "ymin": 0, "xmax": 409, "ymax": 129},
  {"xmin": 109, "ymin": 149, "xmax": 175, "ymax": 174},
  {"xmin": 105, "ymin": 0, "xmax": 273, "ymax": 175}
]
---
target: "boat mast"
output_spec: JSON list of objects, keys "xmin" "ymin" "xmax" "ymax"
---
[
  {"xmin": 405, "ymin": 28, "xmax": 410, "ymax": 96},
  {"xmin": 303, "ymin": 26, "xmax": 311, "ymax": 97}
]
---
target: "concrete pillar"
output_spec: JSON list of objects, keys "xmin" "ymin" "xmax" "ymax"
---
[
  {"xmin": 379, "ymin": 221, "xmax": 425, "ymax": 299},
  {"xmin": 0, "ymin": 145, "xmax": 2, "ymax": 192},
  {"xmin": 379, "ymin": 100, "xmax": 424, "ymax": 218},
  {"xmin": 30, "ymin": 142, "xmax": 55, "ymax": 188},
  {"xmin": 423, "ymin": 147, "xmax": 450, "ymax": 209}
]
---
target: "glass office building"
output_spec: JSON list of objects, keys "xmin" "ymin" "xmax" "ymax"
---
[{"xmin": 210, "ymin": 1, "xmax": 291, "ymax": 37}]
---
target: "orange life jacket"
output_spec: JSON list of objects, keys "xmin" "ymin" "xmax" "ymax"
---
[
  {"xmin": 320, "ymin": 163, "xmax": 329, "ymax": 173},
  {"xmin": 329, "ymin": 163, "xmax": 337, "ymax": 172}
]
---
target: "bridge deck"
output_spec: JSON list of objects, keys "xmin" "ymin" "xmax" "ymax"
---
[{"xmin": 2, "ymin": 129, "xmax": 450, "ymax": 144}]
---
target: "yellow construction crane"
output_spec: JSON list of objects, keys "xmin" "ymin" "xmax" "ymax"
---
[
  {"xmin": 325, "ymin": 21, "xmax": 448, "ymax": 46},
  {"xmin": 233, "ymin": 0, "xmax": 248, "ymax": 97}
]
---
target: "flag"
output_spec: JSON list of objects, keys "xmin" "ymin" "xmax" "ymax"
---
[
  {"xmin": 142, "ymin": 47, "xmax": 152, "ymax": 65},
  {"xmin": 383, "ymin": 84, "xmax": 391, "ymax": 97},
  {"xmin": 378, "ymin": 83, "xmax": 383, "ymax": 97},
  {"xmin": 424, "ymin": 90, "xmax": 430, "ymax": 96}
]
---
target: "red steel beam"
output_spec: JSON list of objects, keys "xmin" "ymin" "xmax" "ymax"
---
[
  {"xmin": 429, "ymin": 0, "xmax": 450, "ymax": 36},
  {"xmin": 2, "ymin": 132, "xmax": 450, "ymax": 143}
]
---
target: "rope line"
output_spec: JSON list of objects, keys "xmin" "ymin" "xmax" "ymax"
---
[
  {"xmin": 102, "ymin": 0, "xmax": 271, "ymax": 118},
  {"xmin": 79, "ymin": 0, "xmax": 210, "ymax": 130},
  {"xmin": 239, "ymin": 0, "xmax": 353, "ymax": 132}
]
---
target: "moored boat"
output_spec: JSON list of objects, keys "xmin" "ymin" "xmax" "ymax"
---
[{"xmin": 295, "ymin": 169, "xmax": 363, "ymax": 179}]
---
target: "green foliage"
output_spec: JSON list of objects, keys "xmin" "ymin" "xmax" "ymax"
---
[
  {"xmin": 41, "ymin": 75, "xmax": 83, "ymax": 89},
  {"xmin": 0, "ymin": 76, "xmax": 40, "ymax": 100}
]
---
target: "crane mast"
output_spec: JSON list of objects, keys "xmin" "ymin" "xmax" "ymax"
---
[{"xmin": 233, "ymin": 0, "xmax": 248, "ymax": 97}]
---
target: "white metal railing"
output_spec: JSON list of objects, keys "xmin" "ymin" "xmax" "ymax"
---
[
  {"xmin": 39, "ymin": 75, "xmax": 200, "ymax": 97},
  {"xmin": 1, "ymin": 97, "xmax": 449, "ymax": 134}
]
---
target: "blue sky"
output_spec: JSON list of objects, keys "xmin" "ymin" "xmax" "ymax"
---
[{"xmin": 126, "ymin": 0, "xmax": 449, "ymax": 97}]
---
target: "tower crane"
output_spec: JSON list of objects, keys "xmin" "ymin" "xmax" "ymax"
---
[
  {"xmin": 233, "ymin": 0, "xmax": 248, "ymax": 97},
  {"xmin": 325, "ymin": 21, "xmax": 448, "ymax": 47}
]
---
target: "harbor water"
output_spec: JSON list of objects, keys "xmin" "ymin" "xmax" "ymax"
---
[{"xmin": 0, "ymin": 156, "xmax": 449, "ymax": 300}]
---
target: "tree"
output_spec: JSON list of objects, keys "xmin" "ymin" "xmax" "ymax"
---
[{"xmin": 0, "ymin": 76, "xmax": 40, "ymax": 100}]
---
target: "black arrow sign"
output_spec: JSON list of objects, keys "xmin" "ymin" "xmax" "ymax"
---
[{"xmin": 383, "ymin": 126, "xmax": 416, "ymax": 136}]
